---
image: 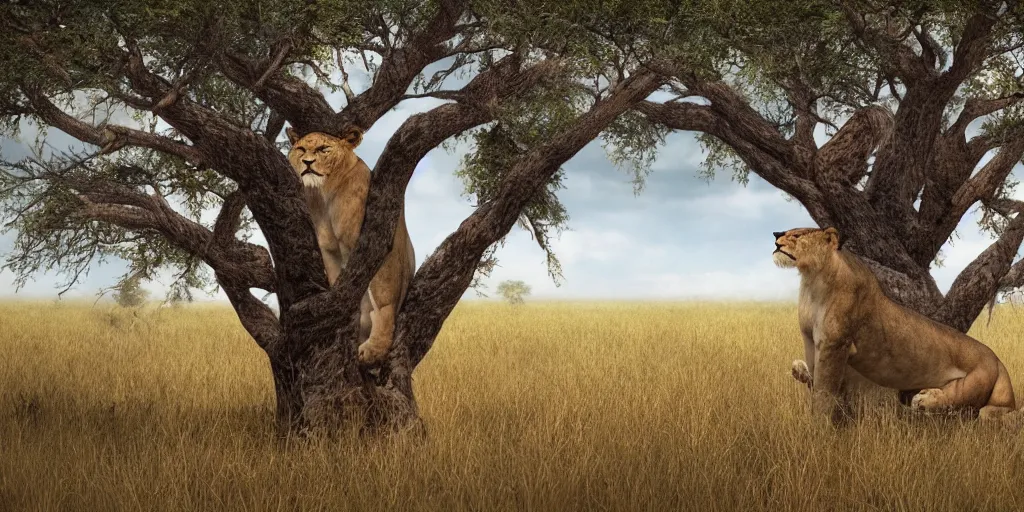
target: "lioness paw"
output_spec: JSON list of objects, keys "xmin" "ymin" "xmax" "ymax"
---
[
  {"xmin": 910, "ymin": 388, "xmax": 946, "ymax": 411},
  {"xmin": 791, "ymin": 360, "xmax": 812, "ymax": 387},
  {"xmin": 357, "ymin": 340, "xmax": 389, "ymax": 366}
]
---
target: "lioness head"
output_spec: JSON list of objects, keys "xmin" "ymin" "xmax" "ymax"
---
[
  {"xmin": 286, "ymin": 127, "xmax": 364, "ymax": 188},
  {"xmin": 772, "ymin": 227, "xmax": 842, "ymax": 270}
]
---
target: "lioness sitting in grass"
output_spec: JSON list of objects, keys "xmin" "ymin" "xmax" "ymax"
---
[{"xmin": 772, "ymin": 226, "xmax": 1017, "ymax": 422}]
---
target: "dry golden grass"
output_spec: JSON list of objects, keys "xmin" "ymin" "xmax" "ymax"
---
[{"xmin": 3, "ymin": 300, "xmax": 1024, "ymax": 511}]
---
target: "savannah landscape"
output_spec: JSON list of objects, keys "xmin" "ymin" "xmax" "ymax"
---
[
  {"xmin": 4, "ymin": 2, "xmax": 1024, "ymax": 511},
  {"xmin": 4, "ymin": 299, "xmax": 1024, "ymax": 511}
]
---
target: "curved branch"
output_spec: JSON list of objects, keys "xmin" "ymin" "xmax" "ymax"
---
[
  {"xmin": 67, "ymin": 175, "xmax": 275, "ymax": 293},
  {"xmin": 815, "ymin": 105, "xmax": 893, "ymax": 185},
  {"xmin": 937, "ymin": 205, "xmax": 1024, "ymax": 332},
  {"xmin": 953, "ymin": 137, "xmax": 1024, "ymax": 211},
  {"xmin": 23, "ymin": 91, "xmax": 203, "ymax": 164},
  {"xmin": 397, "ymin": 69, "xmax": 663, "ymax": 368},
  {"xmin": 213, "ymin": 190, "xmax": 247, "ymax": 244},
  {"xmin": 219, "ymin": 51, "xmax": 337, "ymax": 133},
  {"xmin": 220, "ymin": 281, "xmax": 281, "ymax": 353},
  {"xmin": 948, "ymin": 93, "xmax": 1024, "ymax": 138},
  {"xmin": 864, "ymin": 7, "xmax": 1001, "ymax": 239},
  {"xmin": 635, "ymin": 100, "xmax": 820, "ymax": 204}
]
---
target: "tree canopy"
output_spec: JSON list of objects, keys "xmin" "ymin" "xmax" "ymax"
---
[{"xmin": 2, "ymin": 0, "xmax": 1022, "ymax": 432}]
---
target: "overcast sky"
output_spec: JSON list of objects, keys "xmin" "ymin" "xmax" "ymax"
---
[{"xmin": 1, "ymin": 63, "xmax": 1021, "ymax": 305}]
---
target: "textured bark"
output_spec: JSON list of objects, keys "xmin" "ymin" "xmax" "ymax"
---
[
  {"xmin": 391, "ymin": 69, "xmax": 662, "ymax": 367},
  {"xmin": 638, "ymin": 3, "xmax": 1024, "ymax": 333}
]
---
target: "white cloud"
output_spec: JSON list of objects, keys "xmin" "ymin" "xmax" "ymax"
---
[
  {"xmin": 6, "ymin": 68, "xmax": 1024, "ymax": 306},
  {"xmin": 675, "ymin": 187, "xmax": 800, "ymax": 221},
  {"xmin": 633, "ymin": 264, "xmax": 798, "ymax": 300},
  {"xmin": 550, "ymin": 228, "xmax": 632, "ymax": 266}
]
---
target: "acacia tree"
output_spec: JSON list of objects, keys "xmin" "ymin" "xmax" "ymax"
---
[
  {"xmin": 0, "ymin": 1, "xmax": 667, "ymax": 435},
  {"xmin": 111, "ymin": 273, "xmax": 149, "ymax": 308},
  {"xmin": 496, "ymin": 279, "xmax": 531, "ymax": 304},
  {"xmin": 616, "ymin": 0, "xmax": 1024, "ymax": 333}
]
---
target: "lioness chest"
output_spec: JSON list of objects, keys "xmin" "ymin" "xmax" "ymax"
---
[
  {"xmin": 797, "ymin": 285, "xmax": 830, "ymax": 344},
  {"xmin": 798, "ymin": 286, "xmax": 862, "ymax": 361},
  {"xmin": 304, "ymin": 187, "xmax": 364, "ymax": 272}
]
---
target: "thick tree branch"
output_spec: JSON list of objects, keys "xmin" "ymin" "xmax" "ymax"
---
[
  {"xmin": 396, "ymin": 69, "xmax": 663, "ymax": 367},
  {"xmin": 114, "ymin": 37, "xmax": 329, "ymax": 308},
  {"xmin": 23, "ymin": 90, "xmax": 203, "ymax": 164},
  {"xmin": 1001, "ymin": 258, "xmax": 1024, "ymax": 289},
  {"xmin": 220, "ymin": 0, "xmax": 470, "ymax": 137},
  {"xmin": 948, "ymin": 93, "xmax": 1024, "ymax": 138},
  {"xmin": 263, "ymin": 110, "xmax": 286, "ymax": 144},
  {"xmin": 937, "ymin": 204, "xmax": 1024, "ymax": 332},
  {"xmin": 864, "ymin": 7, "xmax": 1001, "ymax": 241},
  {"xmin": 815, "ymin": 105, "xmax": 893, "ymax": 185},
  {"xmin": 953, "ymin": 136, "xmax": 1024, "ymax": 212},
  {"xmin": 636, "ymin": 99, "xmax": 808, "ymax": 189},
  {"xmin": 914, "ymin": 133, "xmax": 990, "ymax": 265},
  {"xmin": 213, "ymin": 190, "xmax": 247, "ymax": 245},
  {"xmin": 219, "ymin": 52, "xmax": 337, "ymax": 133},
  {"xmin": 71, "ymin": 181, "xmax": 280, "ymax": 349},
  {"xmin": 75, "ymin": 182, "xmax": 274, "ymax": 291},
  {"xmin": 916, "ymin": 131, "xmax": 1024, "ymax": 263},
  {"xmin": 220, "ymin": 280, "xmax": 282, "ymax": 353}
]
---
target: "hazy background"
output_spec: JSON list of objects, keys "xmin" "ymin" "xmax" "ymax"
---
[{"xmin": 2, "ymin": 61, "xmax": 1021, "ymax": 305}]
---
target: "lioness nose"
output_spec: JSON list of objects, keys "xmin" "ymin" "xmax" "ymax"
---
[
  {"xmin": 302, "ymin": 159, "xmax": 314, "ymax": 166},
  {"xmin": 773, "ymin": 231, "xmax": 785, "ymax": 238}
]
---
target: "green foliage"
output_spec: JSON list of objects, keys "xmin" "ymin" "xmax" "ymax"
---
[
  {"xmin": 454, "ymin": 65, "xmax": 592, "ymax": 286},
  {"xmin": 111, "ymin": 274, "xmax": 149, "ymax": 308},
  {"xmin": 456, "ymin": 123, "xmax": 570, "ymax": 285},
  {"xmin": 695, "ymin": 133, "xmax": 750, "ymax": 186},
  {"xmin": 0, "ymin": 146, "xmax": 217, "ymax": 298},
  {"xmin": 496, "ymin": 279, "xmax": 531, "ymax": 305},
  {"xmin": 603, "ymin": 109, "xmax": 670, "ymax": 194},
  {"xmin": 4, "ymin": 0, "xmax": 1022, "ymax": 304}
]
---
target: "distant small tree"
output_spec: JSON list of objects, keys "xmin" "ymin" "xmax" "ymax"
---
[
  {"xmin": 112, "ymin": 276, "xmax": 149, "ymax": 308},
  {"xmin": 496, "ymin": 280, "xmax": 531, "ymax": 305}
]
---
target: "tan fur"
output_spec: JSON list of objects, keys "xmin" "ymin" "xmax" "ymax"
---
[
  {"xmin": 773, "ymin": 227, "xmax": 1017, "ymax": 421},
  {"xmin": 287, "ymin": 127, "xmax": 416, "ymax": 365}
]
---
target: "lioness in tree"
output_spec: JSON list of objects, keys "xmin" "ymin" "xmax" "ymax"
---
[
  {"xmin": 287, "ymin": 127, "xmax": 416, "ymax": 365},
  {"xmin": 773, "ymin": 226, "xmax": 1016, "ymax": 421}
]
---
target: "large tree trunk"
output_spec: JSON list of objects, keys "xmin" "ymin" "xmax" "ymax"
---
[
  {"xmin": 264, "ymin": 328, "xmax": 422, "ymax": 436},
  {"xmin": 259, "ymin": 302, "xmax": 425, "ymax": 436}
]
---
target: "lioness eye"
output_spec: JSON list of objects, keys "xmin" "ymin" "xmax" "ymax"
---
[
  {"xmin": 296, "ymin": 147, "xmax": 306, "ymax": 153},
  {"xmin": 316, "ymin": 145, "xmax": 329, "ymax": 153}
]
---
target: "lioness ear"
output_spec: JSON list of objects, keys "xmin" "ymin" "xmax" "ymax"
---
[
  {"xmin": 286, "ymin": 126, "xmax": 300, "ymax": 145},
  {"xmin": 344, "ymin": 127, "xmax": 363, "ymax": 148},
  {"xmin": 824, "ymin": 227, "xmax": 842, "ymax": 250}
]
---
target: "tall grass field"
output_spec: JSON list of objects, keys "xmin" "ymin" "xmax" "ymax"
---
[{"xmin": 3, "ymin": 300, "xmax": 1024, "ymax": 511}]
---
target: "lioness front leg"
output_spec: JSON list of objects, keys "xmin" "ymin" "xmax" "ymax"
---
[
  {"xmin": 791, "ymin": 360, "xmax": 812, "ymax": 388},
  {"xmin": 358, "ymin": 301, "xmax": 395, "ymax": 365},
  {"xmin": 791, "ymin": 331, "xmax": 816, "ymax": 389},
  {"xmin": 811, "ymin": 339, "xmax": 852, "ymax": 424},
  {"xmin": 357, "ymin": 272, "xmax": 400, "ymax": 365}
]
